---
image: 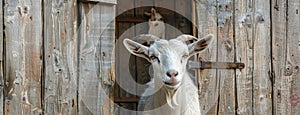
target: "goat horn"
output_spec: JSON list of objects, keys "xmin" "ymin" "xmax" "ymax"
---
[
  {"xmin": 175, "ymin": 34, "xmax": 198, "ymax": 42},
  {"xmin": 132, "ymin": 34, "xmax": 161, "ymax": 42}
]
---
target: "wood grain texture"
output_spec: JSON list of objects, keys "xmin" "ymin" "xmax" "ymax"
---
[
  {"xmin": 0, "ymin": 0, "xmax": 3, "ymax": 60},
  {"xmin": 234, "ymin": 0, "xmax": 254, "ymax": 114},
  {"xmin": 272, "ymin": 0, "xmax": 291, "ymax": 115},
  {"xmin": 195, "ymin": 0, "xmax": 218, "ymax": 114},
  {"xmin": 0, "ymin": 0, "xmax": 4, "ymax": 114},
  {"xmin": 98, "ymin": 4, "xmax": 115, "ymax": 115},
  {"xmin": 43, "ymin": 0, "xmax": 78, "ymax": 114},
  {"xmin": 78, "ymin": 2, "xmax": 115, "ymax": 115},
  {"xmin": 0, "ymin": 0, "xmax": 299, "ymax": 114},
  {"xmin": 287, "ymin": 0, "xmax": 300, "ymax": 114},
  {"xmin": 217, "ymin": 0, "xmax": 236, "ymax": 114},
  {"xmin": 0, "ymin": 63, "xmax": 3, "ymax": 115},
  {"xmin": 78, "ymin": 3, "xmax": 102, "ymax": 114},
  {"xmin": 252, "ymin": 0, "xmax": 272, "ymax": 114},
  {"xmin": 4, "ymin": 0, "xmax": 43, "ymax": 114}
]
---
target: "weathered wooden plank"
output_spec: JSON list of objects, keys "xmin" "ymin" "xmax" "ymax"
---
[
  {"xmin": 195, "ymin": 0, "xmax": 218, "ymax": 114},
  {"xmin": 0, "ymin": 63, "xmax": 2, "ymax": 115},
  {"xmin": 234, "ymin": 0, "xmax": 254, "ymax": 114},
  {"xmin": 78, "ymin": 3, "xmax": 115, "ymax": 115},
  {"xmin": 216, "ymin": 0, "xmax": 235, "ymax": 114},
  {"xmin": 0, "ymin": 0, "xmax": 4, "ymax": 114},
  {"xmin": 0, "ymin": 0, "xmax": 3, "ymax": 61},
  {"xmin": 4, "ymin": 0, "xmax": 43, "ymax": 114},
  {"xmin": 271, "ymin": 0, "xmax": 291, "ymax": 115},
  {"xmin": 252, "ymin": 0, "xmax": 272, "ymax": 114},
  {"xmin": 287, "ymin": 0, "xmax": 300, "ymax": 114},
  {"xmin": 43, "ymin": 0, "xmax": 78, "ymax": 114},
  {"xmin": 99, "ymin": 4, "xmax": 115, "ymax": 115},
  {"xmin": 78, "ymin": 3, "xmax": 102, "ymax": 114}
]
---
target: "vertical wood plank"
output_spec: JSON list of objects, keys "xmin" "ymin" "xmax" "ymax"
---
[
  {"xmin": 216, "ymin": 0, "xmax": 235, "ymax": 114},
  {"xmin": 0, "ymin": 0, "xmax": 2, "ymax": 61},
  {"xmin": 234, "ymin": 0, "xmax": 254, "ymax": 114},
  {"xmin": 99, "ymin": 4, "xmax": 115, "ymax": 115},
  {"xmin": 78, "ymin": 3, "xmax": 101, "ymax": 114},
  {"xmin": 195, "ymin": 0, "xmax": 218, "ymax": 114},
  {"xmin": 0, "ymin": 0, "xmax": 4, "ymax": 114},
  {"xmin": 4, "ymin": 0, "xmax": 43, "ymax": 114},
  {"xmin": 252, "ymin": 0, "xmax": 272, "ymax": 114},
  {"xmin": 271, "ymin": 0, "xmax": 290, "ymax": 115},
  {"xmin": 287, "ymin": 0, "xmax": 300, "ymax": 114},
  {"xmin": 78, "ymin": 2, "xmax": 115, "ymax": 115},
  {"xmin": 43, "ymin": 0, "xmax": 78, "ymax": 114},
  {"xmin": 0, "ymin": 0, "xmax": 4, "ymax": 115}
]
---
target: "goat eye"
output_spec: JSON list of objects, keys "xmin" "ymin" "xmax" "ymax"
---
[
  {"xmin": 150, "ymin": 55, "xmax": 160, "ymax": 63},
  {"xmin": 182, "ymin": 54, "xmax": 189, "ymax": 58},
  {"xmin": 150, "ymin": 55, "xmax": 158, "ymax": 60}
]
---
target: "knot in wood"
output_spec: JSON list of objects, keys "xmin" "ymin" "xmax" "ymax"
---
[{"xmin": 284, "ymin": 64, "xmax": 293, "ymax": 76}]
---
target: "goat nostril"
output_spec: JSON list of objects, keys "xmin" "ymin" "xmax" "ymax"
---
[
  {"xmin": 175, "ymin": 72, "xmax": 178, "ymax": 76},
  {"xmin": 166, "ymin": 70, "xmax": 179, "ymax": 77}
]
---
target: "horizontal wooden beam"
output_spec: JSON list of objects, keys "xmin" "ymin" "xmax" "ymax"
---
[
  {"xmin": 114, "ymin": 97, "xmax": 140, "ymax": 103},
  {"xmin": 80, "ymin": 0, "xmax": 116, "ymax": 4},
  {"xmin": 116, "ymin": 17, "xmax": 147, "ymax": 23}
]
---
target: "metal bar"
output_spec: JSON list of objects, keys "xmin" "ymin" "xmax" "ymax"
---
[{"xmin": 188, "ymin": 61, "xmax": 245, "ymax": 70}]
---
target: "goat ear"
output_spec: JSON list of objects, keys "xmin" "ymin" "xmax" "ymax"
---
[
  {"xmin": 144, "ymin": 8, "xmax": 156, "ymax": 16},
  {"xmin": 144, "ymin": 12, "xmax": 151, "ymax": 16},
  {"xmin": 123, "ymin": 39, "xmax": 150, "ymax": 61},
  {"xmin": 188, "ymin": 34, "xmax": 214, "ymax": 56}
]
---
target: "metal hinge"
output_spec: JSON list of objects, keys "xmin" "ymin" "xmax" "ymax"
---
[{"xmin": 188, "ymin": 61, "xmax": 245, "ymax": 70}]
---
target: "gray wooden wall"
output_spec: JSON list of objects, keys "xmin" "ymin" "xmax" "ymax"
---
[
  {"xmin": 0, "ymin": 0, "xmax": 299, "ymax": 115},
  {"xmin": 197, "ymin": 0, "xmax": 300, "ymax": 115},
  {"xmin": 1, "ymin": 0, "xmax": 116, "ymax": 114}
]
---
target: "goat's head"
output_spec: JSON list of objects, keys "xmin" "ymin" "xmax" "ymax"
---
[
  {"xmin": 123, "ymin": 34, "xmax": 214, "ymax": 89},
  {"xmin": 145, "ymin": 8, "xmax": 165, "ymax": 39},
  {"xmin": 145, "ymin": 8, "xmax": 163, "ymax": 22}
]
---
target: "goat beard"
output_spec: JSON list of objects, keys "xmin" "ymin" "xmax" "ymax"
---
[{"xmin": 163, "ymin": 86, "xmax": 179, "ymax": 109}]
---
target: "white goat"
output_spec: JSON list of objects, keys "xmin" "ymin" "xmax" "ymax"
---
[
  {"xmin": 123, "ymin": 34, "xmax": 214, "ymax": 115},
  {"xmin": 144, "ymin": 8, "xmax": 165, "ymax": 40}
]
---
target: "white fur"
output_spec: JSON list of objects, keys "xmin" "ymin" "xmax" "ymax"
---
[
  {"xmin": 145, "ymin": 8, "xmax": 165, "ymax": 39},
  {"xmin": 124, "ymin": 34, "xmax": 214, "ymax": 115}
]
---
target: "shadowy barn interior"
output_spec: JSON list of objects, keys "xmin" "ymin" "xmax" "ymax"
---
[
  {"xmin": 114, "ymin": 0, "xmax": 195, "ymax": 112},
  {"xmin": 0, "ymin": 0, "xmax": 300, "ymax": 115}
]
